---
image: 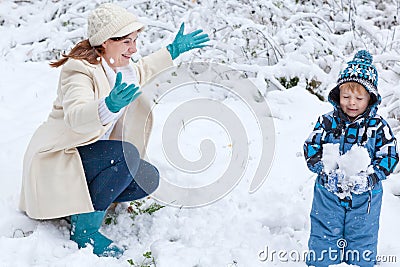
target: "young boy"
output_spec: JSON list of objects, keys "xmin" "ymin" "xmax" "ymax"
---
[{"xmin": 304, "ymin": 50, "xmax": 399, "ymax": 267}]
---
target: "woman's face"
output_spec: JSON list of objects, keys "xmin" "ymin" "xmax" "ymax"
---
[{"xmin": 102, "ymin": 31, "xmax": 138, "ymax": 69}]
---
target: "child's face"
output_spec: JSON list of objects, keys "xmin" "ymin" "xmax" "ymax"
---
[{"xmin": 339, "ymin": 83, "xmax": 370, "ymax": 120}]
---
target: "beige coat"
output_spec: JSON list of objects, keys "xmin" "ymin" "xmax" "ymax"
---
[{"xmin": 19, "ymin": 48, "xmax": 173, "ymax": 219}]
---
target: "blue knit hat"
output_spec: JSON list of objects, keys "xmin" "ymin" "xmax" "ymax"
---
[{"xmin": 337, "ymin": 50, "xmax": 378, "ymax": 95}]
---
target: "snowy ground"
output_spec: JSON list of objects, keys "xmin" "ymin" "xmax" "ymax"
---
[
  {"xmin": 2, "ymin": 0, "xmax": 400, "ymax": 266},
  {"xmin": 1, "ymin": 61, "xmax": 400, "ymax": 267}
]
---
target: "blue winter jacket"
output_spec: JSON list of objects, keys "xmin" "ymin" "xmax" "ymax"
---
[{"xmin": 304, "ymin": 85, "xmax": 399, "ymax": 189}]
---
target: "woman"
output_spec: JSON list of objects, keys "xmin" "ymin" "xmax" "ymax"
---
[{"xmin": 19, "ymin": 3, "xmax": 209, "ymax": 258}]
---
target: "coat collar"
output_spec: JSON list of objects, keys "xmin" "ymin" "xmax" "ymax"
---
[{"xmin": 91, "ymin": 61, "xmax": 112, "ymax": 99}]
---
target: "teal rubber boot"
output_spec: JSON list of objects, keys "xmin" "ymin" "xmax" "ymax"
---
[{"xmin": 70, "ymin": 211, "xmax": 124, "ymax": 258}]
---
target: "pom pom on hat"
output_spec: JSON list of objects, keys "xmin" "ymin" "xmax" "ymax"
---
[
  {"xmin": 87, "ymin": 3, "xmax": 144, "ymax": 47},
  {"xmin": 337, "ymin": 50, "xmax": 378, "ymax": 95},
  {"xmin": 353, "ymin": 50, "xmax": 373, "ymax": 64}
]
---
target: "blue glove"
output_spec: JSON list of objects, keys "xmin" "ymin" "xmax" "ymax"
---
[
  {"xmin": 167, "ymin": 22, "xmax": 210, "ymax": 60},
  {"xmin": 325, "ymin": 171, "xmax": 344, "ymax": 193},
  {"xmin": 105, "ymin": 72, "xmax": 141, "ymax": 113},
  {"xmin": 352, "ymin": 172, "xmax": 377, "ymax": 194}
]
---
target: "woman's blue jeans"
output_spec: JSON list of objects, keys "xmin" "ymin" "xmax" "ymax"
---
[{"xmin": 77, "ymin": 140, "xmax": 159, "ymax": 211}]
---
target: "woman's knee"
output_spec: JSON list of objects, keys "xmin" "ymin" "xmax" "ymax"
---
[
  {"xmin": 147, "ymin": 164, "xmax": 160, "ymax": 194},
  {"xmin": 137, "ymin": 160, "xmax": 160, "ymax": 195},
  {"xmin": 118, "ymin": 141, "xmax": 141, "ymax": 175},
  {"xmin": 121, "ymin": 141, "xmax": 139, "ymax": 157}
]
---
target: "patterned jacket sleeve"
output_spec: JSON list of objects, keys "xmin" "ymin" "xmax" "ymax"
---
[
  {"xmin": 369, "ymin": 119, "xmax": 399, "ymax": 184},
  {"xmin": 304, "ymin": 115, "xmax": 328, "ymax": 174}
]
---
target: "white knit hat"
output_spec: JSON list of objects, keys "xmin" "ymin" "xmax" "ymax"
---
[{"xmin": 87, "ymin": 3, "xmax": 144, "ymax": 47}]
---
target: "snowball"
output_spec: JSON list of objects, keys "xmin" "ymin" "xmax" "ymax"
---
[
  {"xmin": 322, "ymin": 143, "xmax": 340, "ymax": 172},
  {"xmin": 338, "ymin": 145, "xmax": 370, "ymax": 177}
]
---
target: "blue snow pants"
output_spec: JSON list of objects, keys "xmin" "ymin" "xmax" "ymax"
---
[
  {"xmin": 77, "ymin": 140, "xmax": 160, "ymax": 211},
  {"xmin": 307, "ymin": 179, "xmax": 382, "ymax": 267}
]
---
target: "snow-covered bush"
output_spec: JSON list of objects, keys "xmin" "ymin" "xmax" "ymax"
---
[{"xmin": 2, "ymin": 0, "xmax": 400, "ymax": 121}]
